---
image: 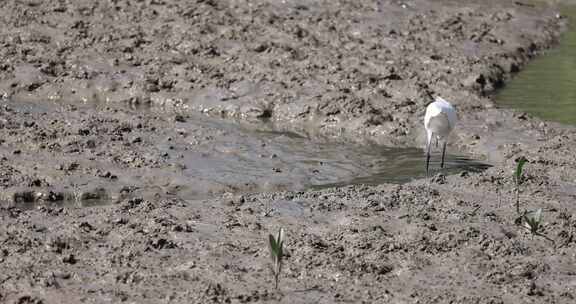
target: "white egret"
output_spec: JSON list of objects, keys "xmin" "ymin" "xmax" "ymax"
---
[{"xmin": 424, "ymin": 96, "xmax": 457, "ymax": 176}]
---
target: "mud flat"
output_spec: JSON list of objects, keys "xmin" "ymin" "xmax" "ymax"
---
[{"xmin": 2, "ymin": 0, "xmax": 576, "ymax": 303}]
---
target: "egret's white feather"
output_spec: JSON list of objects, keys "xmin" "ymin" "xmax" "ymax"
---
[
  {"xmin": 424, "ymin": 97, "xmax": 457, "ymax": 143},
  {"xmin": 424, "ymin": 96, "xmax": 457, "ymax": 175}
]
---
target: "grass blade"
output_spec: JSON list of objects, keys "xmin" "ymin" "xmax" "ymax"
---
[
  {"xmin": 515, "ymin": 157, "xmax": 527, "ymax": 185},
  {"xmin": 267, "ymin": 228, "xmax": 285, "ymax": 290}
]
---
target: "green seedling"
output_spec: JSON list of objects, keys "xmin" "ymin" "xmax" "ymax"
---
[
  {"xmin": 268, "ymin": 227, "xmax": 285, "ymax": 290},
  {"xmin": 524, "ymin": 208, "xmax": 543, "ymax": 235},
  {"xmin": 522, "ymin": 209, "xmax": 555, "ymax": 243},
  {"xmin": 514, "ymin": 157, "xmax": 528, "ymax": 214}
]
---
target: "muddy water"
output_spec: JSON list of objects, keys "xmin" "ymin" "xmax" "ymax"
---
[
  {"xmin": 176, "ymin": 113, "xmax": 488, "ymax": 185},
  {"xmin": 496, "ymin": 4, "xmax": 576, "ymax": 124},
  {"xmin": 7, "ymin": 97, "xmax": 489, "ymax": 209},
  {"xmin": 182, "ymin": 119, "xmax": 489, "ymax": 191}
]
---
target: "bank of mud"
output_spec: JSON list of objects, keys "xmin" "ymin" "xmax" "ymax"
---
[
  {"xmin": 0, "ymin": 0, "xmax": 565, "ymax": 148},
  {"xmin": 2, "ymin": 0, "xmax": 576, "ymax": 303}
]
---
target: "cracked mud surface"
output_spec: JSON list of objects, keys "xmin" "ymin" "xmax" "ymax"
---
[{"xmin": 2, "ymin": 0, "xmax": 576, "ymax": 303}]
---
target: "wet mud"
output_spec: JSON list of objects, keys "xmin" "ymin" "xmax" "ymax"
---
[{"xmin": 2, "ymin": 0, "xmax": 576, "ymax": 303}]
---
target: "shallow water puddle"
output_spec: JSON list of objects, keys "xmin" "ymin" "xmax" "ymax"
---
[
  {"xmin": 170, "ymin": 116, "xmax": 490, "ymax": 195},
  {"xmin": 495, "ymin": 4, "xmax": 576, "ymax": 124},
  {"xmin": 4, "ymin": 99, "xmax": 489, "ymax": 209}
]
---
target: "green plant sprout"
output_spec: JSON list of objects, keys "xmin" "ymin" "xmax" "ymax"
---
[
  {"xmin": 514, "ymin": 157, "xmax": 528, "ymax": 214},
  {"xmin": 523, "ymin": 209, "xmax": 555, "ymax": 243},
  {"xmin": 524, "ymin": 208, "xmax": 542, "ymax": 235},
  {"xmin": 268, "ymin": 227, "xmax": 285, "ymax": 290}
]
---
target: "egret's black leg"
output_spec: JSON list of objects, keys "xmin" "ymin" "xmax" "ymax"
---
[
  {"xmin": 426, "ymin": 140, "xmax": 431, "ymax": 177},
  {"xmin": 441, "ymin": 141, "xmax": 447, "ymax": 169}
]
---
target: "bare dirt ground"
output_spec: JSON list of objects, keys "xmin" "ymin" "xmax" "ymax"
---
[{"xmin": 2, "ymin": 0, "xmax": 576, "ymax": 303}]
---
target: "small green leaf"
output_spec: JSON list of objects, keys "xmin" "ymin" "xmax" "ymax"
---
[
  {"xmin": 515, "ymin": 157, "xmax": 528, "ymax": 185},
  {"xmin": 533, "ymin": 208, "xmax": 542, "ymax": 222},
  {"xmin": 269, "ymin": 235, "xmax": 279, "ymax": 260},
  {"xmin": 277, "ymin": 228, "xmax": 285, "ymax": 246},
  {"xmin": 268, "ymin": 228, "xmax": 285, "ymax": 262},
  {"xmin": 524, "ymin": 208, "xmax": 543, "ymax": 233},
  {"xmin": 267, "ymin": 227, "xmax": 286, "ymax": 290}
]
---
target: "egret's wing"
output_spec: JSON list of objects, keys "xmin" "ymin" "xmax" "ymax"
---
[
  {"xmin": 433, "ymin": 97, "xmax": 457, "ymax": 129},
  {"xmin": 445, "ymin": 104, "xmax": 457, "ymax": 129},
  {"xmin": 424, "ymin": 102, "xmax": 443, "ymax": 128}
]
